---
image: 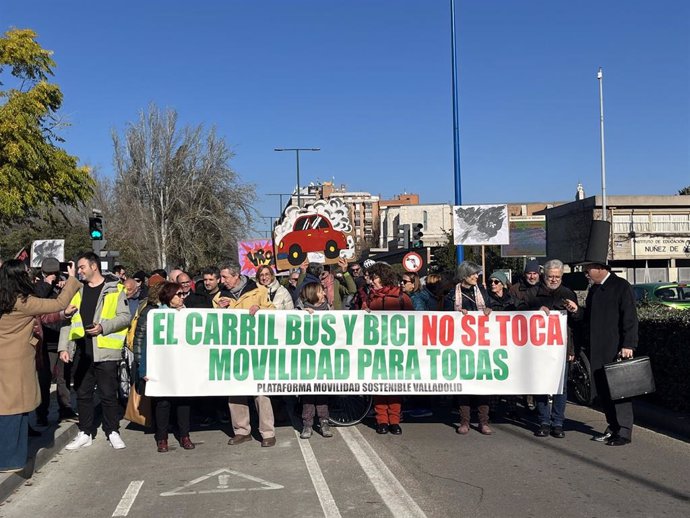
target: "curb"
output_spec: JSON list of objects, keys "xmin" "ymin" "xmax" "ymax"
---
[
  {"xmin": 633, "ymin": 399, "xmax": 690, "ymax": 442},
  {"xmin": 0, "ymin": 421, "xmax": 78, "ymax": 504}
]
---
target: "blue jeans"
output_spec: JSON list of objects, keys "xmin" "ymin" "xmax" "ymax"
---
[
  {"xmin": 536, "ymin": 363, "xmax": 568, "ymax": 428},
  {"xmin": 0, "ymin": 413, "xmax": 28, "ymax": 470}
]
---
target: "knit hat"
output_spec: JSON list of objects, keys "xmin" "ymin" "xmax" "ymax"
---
[
  {"xmin": 489, "ymin": 271, "xmax": 509, "ymax": 287},
  {"xmin": 147, "ymin": 273, "xmax": 165, "ymax": 287},
  {"xmin": 524, "ymin": 259, "xmax": 540, "ymax": 273},
  {"xmin": 41, "ymin": 257, "xmax": 60, "ymax": 274},
  {"xmin": 456, "ymin": 261, "xmax": 482, "ymax": 281}
]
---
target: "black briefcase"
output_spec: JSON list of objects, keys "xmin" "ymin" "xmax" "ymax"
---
[{"xmin": 604, "ymin": 356, "xmax": 655, "ymax": 400}]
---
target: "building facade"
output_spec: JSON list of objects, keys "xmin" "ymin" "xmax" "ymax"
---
[
  {"xmin": 541, "ymin": 195, "xmax": 690, "ymax": 283},
  {"xmin": 290, "ymin": 181, "xmax": 380, "ymax": 249}
]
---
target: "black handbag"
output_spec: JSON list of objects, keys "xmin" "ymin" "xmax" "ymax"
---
[{"xmin": 603, "ymin": 356, "xmax": 655, "ymax": 400}]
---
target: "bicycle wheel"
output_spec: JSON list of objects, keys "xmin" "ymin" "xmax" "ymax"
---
[
  {"xmin": 569, "ymin": 350, "xmax": 593, "ymax": 405},
  {"xmin": 327, "ymin": 395, "xmax": 373, "ymax": 426}
]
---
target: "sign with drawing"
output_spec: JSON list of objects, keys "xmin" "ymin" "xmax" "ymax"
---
[
  {"xmin": 31, "ymin": 240, "xmax": 65, "ymax": 267},
  {"xmin": 273, "ymin": 198, "xmax": 355, "ymax": 271},
  {"xmin": 453, "ymin": 205, "xmax": 509, "ymax": 246},
  {"xmin": 237, "ymin": 239, "xmax": 274, "ymax": 277}
]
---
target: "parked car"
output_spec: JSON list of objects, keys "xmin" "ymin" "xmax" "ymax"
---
[
  {"xmin": 632, "ymin": 282, "xmax": 690, "ymax": 310},
  {"xmin": 276, "ymin": 214, "xmax": 348, "ymax": 266}
]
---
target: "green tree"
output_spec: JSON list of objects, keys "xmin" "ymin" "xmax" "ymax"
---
[
  {"xmin": 0, "ymin": 28, "xmax": 93, "ymax": 223},
  {"xmin": 679, "ymin": 186, "xmax": 690, "ymax": 195},
  {"xmin": 430, "ymin": 230, "xmax": 458, "ymax": 273},
  {"xmin": 0, "ymin": 206, "xmax": 91, "ymax": 263},
  {"xmin": 433, "ymin": 231, "xmax": 524, "ymax": 282}
]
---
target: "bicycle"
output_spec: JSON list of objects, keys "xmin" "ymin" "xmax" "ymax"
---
[
  {"xmin": 326, "ymin": 395, "xmax": 373, "ymax": 426},
  {"xmin": 293, "ymin": 394, "xmax": 373, "ymax": 427},
  {"xmin": 568, "ymin": 349, "xmax": 593, "ymax": 405}
]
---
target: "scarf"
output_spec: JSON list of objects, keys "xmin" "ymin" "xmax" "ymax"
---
[
  {"xmin": 455, "ymin": 283, "xmax": 486, "ymax": 311},
  {"xmin": 229, "ymin": 275, "xmax": 248, "ymax": 299},
  {"xmin": 302, "ymin": 299, "xmax": 331, "ymax": 312}
]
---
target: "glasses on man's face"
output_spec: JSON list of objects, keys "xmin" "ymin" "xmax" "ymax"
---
[
  {"xmin": 490, "ymin": 279, "xmax": 502, "ymax": 285},
  {"xmin": 546, "ymin": 276, "xmax": 562, "ymax": 281},
  {"xmin": 402, "ymin": 279, "xmax": 413, "ymax": 285},
  {"xmin": 351, "ymin": 268, "xmax": 361, "ymax": 273}
]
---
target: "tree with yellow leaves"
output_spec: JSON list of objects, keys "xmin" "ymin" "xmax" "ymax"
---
[{"xmin": 0, "ymin": 28, "xmax": 93, "ymax": 223}]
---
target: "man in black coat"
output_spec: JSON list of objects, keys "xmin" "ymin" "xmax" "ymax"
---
[{"xmin": 566, "ymin": 262, "xmax": 638, "ymax": 446}]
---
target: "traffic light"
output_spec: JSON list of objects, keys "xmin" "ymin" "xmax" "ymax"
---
[
  {"xmin": 412, "ymin": 223, "xmax": 424, "ymax": 248},
  {"xmin": 89, "ymin": 216, "xmax": 104, "ymax": 240},
  {"xmin": 397, "ymin": 224, "xmax": 410, "ymax": 249}
]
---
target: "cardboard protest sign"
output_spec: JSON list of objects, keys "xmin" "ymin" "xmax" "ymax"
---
[
  {"xmin": 145, "ymin": 309, "xmax": 567, "ymax": 397},
  {"xmin": 238, "ymin": 239, "xmax": 274, "ymax": 277},
  {"xmin": 453, "ymin": 204, "xmax": 509, "ymax": 246},
  {"xmin": 273, "ymin": 198, "xmax": 355, "ymax": 271}
]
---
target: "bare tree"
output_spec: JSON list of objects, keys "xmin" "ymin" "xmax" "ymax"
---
[{"xmin": 111, "ymin": 105, "xmax": 255, "ymax": 270}]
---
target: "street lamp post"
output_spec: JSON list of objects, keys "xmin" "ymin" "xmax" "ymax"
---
[
  {"xmin": 597, "ymin": 67, "xmax": 608, "ymax": 222},
  {"xmin": 274, "ymin": 148, "xmax": 320, "ymax": 207},
  {"xmin": 261, "ymin": 215, "xmax": 277, "ymax": 231},
  {"xmin": 450, "ymin": 0, "xmax": 464, "ymax": 263},
  {"xmin": 267, "ymin": 193, "xmax": 291, "ymax": 220}
]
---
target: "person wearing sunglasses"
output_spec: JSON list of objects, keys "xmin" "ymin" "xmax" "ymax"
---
[
  {"xmin": 487, "ymin": 271, "xmax": 522, "ymax": 311},
  {"xmin": 134, "ymin": 281, "xmax": 195, "ymax": 453},
  {"xmin": 486, "ymin": 270, "xmax": 524, "ymax": 419},
  {"xmin": 400, "ymin": 272, "xmax": 420, "ymax": 296}
]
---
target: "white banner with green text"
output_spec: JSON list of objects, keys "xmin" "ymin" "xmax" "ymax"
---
[{"xmin": 144, "ymin": 309, "xmax": 567, "ymax": 397}]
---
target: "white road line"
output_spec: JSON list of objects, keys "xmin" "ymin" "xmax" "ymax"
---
[
  {"xmin": 112, "ymin": 480, "xmax": 144, "ymax": 517},
  {"xmin": 339, "ymin": 426, "xmax": 427, "ymax": 518},
  {"xmin": 294, "ymin": 430, "xmax": 342, "ymax": 518}
]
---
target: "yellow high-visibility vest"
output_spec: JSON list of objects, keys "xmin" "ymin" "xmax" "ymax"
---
[{"xmin": 68, "ymin": 284, "xmax": 127, "ymax": 349}]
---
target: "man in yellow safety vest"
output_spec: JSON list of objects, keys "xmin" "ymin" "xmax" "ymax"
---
[{"xmin": 58, "ymin": 252, "xmax": 131, "ymax": 451}]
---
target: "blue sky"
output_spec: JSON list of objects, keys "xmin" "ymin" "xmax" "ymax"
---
[{"xmin": 3, "ymin": 1, "xmax": 688, "ymax": 236}]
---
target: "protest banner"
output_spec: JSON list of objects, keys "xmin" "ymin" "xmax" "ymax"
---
[{"xmin": 144, "ymin": 309, "xmax": 568, "ymax": 397}]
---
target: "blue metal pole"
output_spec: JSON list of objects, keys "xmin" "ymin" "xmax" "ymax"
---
[{"xmin": 450, "ymin": 0, "xmax": 464, "ymax": 264}]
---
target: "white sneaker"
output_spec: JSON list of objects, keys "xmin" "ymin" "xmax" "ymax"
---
[
  {"xmin": 65, "ymin": 431, "xmax": 92, "ymax": 451},
  {"xmin": 108, "ymin": 431, "xmax": 126, "ymax": 450}
]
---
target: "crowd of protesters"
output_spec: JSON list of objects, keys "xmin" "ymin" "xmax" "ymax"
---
[{"xmin": 0, "ymin": 250, "xmax": 638, "ymax": 472}]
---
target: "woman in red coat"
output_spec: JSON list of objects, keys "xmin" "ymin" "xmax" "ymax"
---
[{"xmin": 363, "ymin": 262, "xmax": 413, "ymax": 435}]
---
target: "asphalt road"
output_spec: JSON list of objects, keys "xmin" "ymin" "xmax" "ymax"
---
[{"xmin": 1, "ymin": 402, "xmax": 689, "ymax": 518}]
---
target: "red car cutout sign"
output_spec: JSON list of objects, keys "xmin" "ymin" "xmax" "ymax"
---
[{"xmin": 277, "ymin": 214, "xmax": 349, "ymax": 266}]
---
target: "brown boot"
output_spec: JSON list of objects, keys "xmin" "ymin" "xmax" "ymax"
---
[
  {"xmin": 456, "ymin": 422, "xmax": 470, "ymax": 435},
  {"xmin": 477, "ymin": 404, "xmax": 492, "ymax": 435},
  {"xmin": 478, "ymin": 424, "xmax": 493, "ymax": 435}
]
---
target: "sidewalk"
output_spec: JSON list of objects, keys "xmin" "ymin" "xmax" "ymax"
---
[{"xmin": 0, "ymin": 394, "xmax": 79, "ymax": 504}]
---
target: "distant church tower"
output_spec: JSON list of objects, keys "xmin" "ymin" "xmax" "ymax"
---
[{"xmin": 575, "ymin": 182, "xmax": 586, "ymax": 200}]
